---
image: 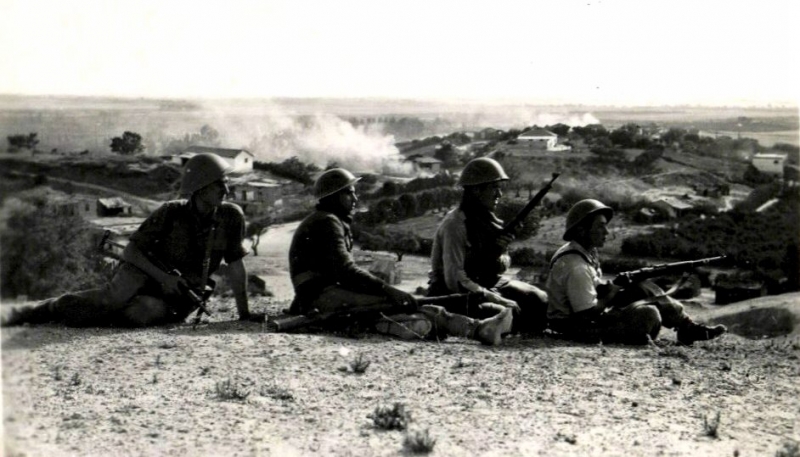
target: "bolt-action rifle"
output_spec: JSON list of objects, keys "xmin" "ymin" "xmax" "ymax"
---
[
  {"xmin": 612, "ymin": 255, "xmax": 727, "ymax": 288},
  {"xmin": 98, "ymin": 230, "xmax": 213, "ymax": 317},
  {"xmin": 268, "ymin": 292, "xmax": 488, "ymax": 333},
  {"xmin": 501, "ymin": 172, "xmax": 560, "ymax": 237}
]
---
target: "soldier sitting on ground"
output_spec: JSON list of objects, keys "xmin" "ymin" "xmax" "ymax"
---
[
  {"xmin": 428, "ymin": 157, "xmax": 549, "ymax": 334},
  {"xmin": 546, "ymin": 199, "xmax": 726, "ymax": 345},
  {"xmin": 287, "ymin": 167, "xmax": 512, "ymax": 345},
  {"xmin": 2, "ymin": 153, "xmax": 263, "ymax": 328}
]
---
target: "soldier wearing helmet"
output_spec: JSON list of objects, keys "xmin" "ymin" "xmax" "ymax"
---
[
  {"xmin": 546, "ymin": 199, "xmax": 725, "ymax": 345},
  {"xmin": 287, "ymin": 167, "xmax": 514, "ymax": 345},
  {"xmin": 428, "ymin": 157, "xmax": 549, "ymax": 335},
  {"xmin": 3, "ymin": 152, "xmax": 262, "ymax": 327}
]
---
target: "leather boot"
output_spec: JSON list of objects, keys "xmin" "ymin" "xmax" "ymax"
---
[
  {"xmin": 1, "ymin": 300, "xmax": 56, "ymax": 327},
  {"xmin": 677, "ymin": 321, "xmax": 727, "ymax": 345},
  {"xmin": 421, "ymin": 305, "xmax": 512, "ymax": 346}
]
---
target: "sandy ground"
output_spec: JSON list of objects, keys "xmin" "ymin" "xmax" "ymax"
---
[{"xmin": 3, "ymin": 222, "xmax": 800, "ymax": 456}]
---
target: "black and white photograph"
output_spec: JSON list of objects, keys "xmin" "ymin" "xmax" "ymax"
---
[{"xmin": 1, "ymin": 0, "xmax": 798, "ymax": 455}]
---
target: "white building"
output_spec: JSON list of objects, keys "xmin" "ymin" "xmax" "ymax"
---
[
  {"xmin": 174, "ymin": 146, "xmax": 255, "ymax": 173},
  {"xmin": 752, "ymin": 153, "xmax": 787, "ymax": 175},
  {"xmin": 516, "ymin": 127, "xmax": 558, "ymax": 150}
]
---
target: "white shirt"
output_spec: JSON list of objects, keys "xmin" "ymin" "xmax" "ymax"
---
[{"xmin": 546, "ymin": 241, "xmax": 603, "ymax": 320}]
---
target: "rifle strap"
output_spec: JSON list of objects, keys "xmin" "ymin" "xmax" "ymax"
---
[{"xmin": 199, "ymin": 208, "xmax": 218, "ymax": 293}]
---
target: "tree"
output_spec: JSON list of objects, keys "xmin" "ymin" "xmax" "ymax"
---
[
  {"xmin": 7, "ymin": 132, "xmax": 39, "ymax": 153},
  {"xmin": 546, "ymin": 123, "xmax": 570, "ymax": 137},
  {"xmin": 391, "ymin": 232, "xmax": 420, "ymax": 261},
  {"xmin": 110, "ymin": 131, "xmax": 145, "ymax": 155},
  {"xmin": 433, "ymin": 141, "xmax": 460, "ymax": 168}
]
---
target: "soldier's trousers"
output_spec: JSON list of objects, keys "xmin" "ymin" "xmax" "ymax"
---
[
  {"xmin": 8, "ymin": 263, "xmax": 194, "ymax": 327},
  {"xmin": 429, "ymin": 279, "xmax": 548, "ymax": 334},
  {"xmin": 302, "ymin": 285, "xmax": 493, "ymax": 340},
  {"xmin": 548, "ymin": 294, "xmax": 692, "ymax": 345}
]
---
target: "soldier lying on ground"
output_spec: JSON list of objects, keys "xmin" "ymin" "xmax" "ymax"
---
[
  {"xmin": 287, "ymin": 168, "xmax": 512, "ymax": 345},
  {"xmin": 546, "ymin": 199, "xmax": 726, "ymax": 345},
  {"xmin": 428, "ymin": 157, "xmax": 549, "ymax": 334},
  {"xmin": 2, "ymin": 153, "xmax": 263, "ymax": 328}
]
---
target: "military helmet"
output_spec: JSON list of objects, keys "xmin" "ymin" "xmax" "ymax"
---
[
  {"xmin": 313, "ymin": 168, "xmax": 361, "ymax": 200},
  {"xmin": 180, "ymin": 153, "xmax": 233, "ymax": 195},
  {"xmin": 458, "ymin": 157, "xmax": 510, "ymax": 187},
  {"xmin": 563, "ymin": 199, "xmax": 614, "ymax": 241}
]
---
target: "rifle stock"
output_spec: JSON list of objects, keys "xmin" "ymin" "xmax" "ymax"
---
[
  {"xmin": 502, "ymin": 172, "xmax": 560, "ymax": 236},
  {"xmin": 612, "ymin": 256, "xmax": 727, "ymax": 287},
  {"xmin": 268, "ymin": 293, "xmax": 484, "ymax": 332}
]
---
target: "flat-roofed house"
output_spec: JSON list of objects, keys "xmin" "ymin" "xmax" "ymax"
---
[
  {"xmin": 517, "ymin": 127, "xmax": 558, "ymax": 150},
  {"xmin": 175, "ymin": 146, "xmax": 255, "ymax": 173},
  {"xmin": 752, "ymin": 153, "xmax": 787, "ymax": 176}
]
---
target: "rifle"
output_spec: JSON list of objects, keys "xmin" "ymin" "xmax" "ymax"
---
[
  {"xmin": 268, "ymin": 292, "xmax": 486, "ymax": 332},
  {"xmin": 612, "ymin": 255, "xmax": 727, "ymax": 288},
  {"xmin": 98, "ymin": 230, "xmax": 213, "ymax": 317},
  {"xmin": 502, "ymin": 172, "xmax": 560, "ymax": 237}
]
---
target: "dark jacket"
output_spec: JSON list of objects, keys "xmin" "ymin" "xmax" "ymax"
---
[{"xmin": 288, "ymin": 208, "xmax": 385, "ymax": 312}]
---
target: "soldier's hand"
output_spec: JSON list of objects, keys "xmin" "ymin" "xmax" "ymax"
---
[
  {"xmin": 483, "ymin": 290, "xmax": 521, "ymax": 313},
  {"xmin": 385, "ymin": 286, "xmax": 417, "ymax": 310},
  {"xmin": 496, "ymin": 233, "xmax": 515, "ymax": 250},
  {"xmin": 161, "ymin": 275, "xmax": 187, "ymax": 297}
]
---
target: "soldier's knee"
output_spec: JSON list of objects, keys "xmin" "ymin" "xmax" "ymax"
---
[
  {"xmin": 122, "ymin": 296, "xmax": 170, "ymax": 327},
  {"xmin": 638, "ymin": 305, "xmax": 662, "ymax": 338}
]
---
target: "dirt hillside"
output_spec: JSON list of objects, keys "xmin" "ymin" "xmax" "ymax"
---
[{"xmin": 3, "ymin": 221, "xmax": 799, "ymax": 456}]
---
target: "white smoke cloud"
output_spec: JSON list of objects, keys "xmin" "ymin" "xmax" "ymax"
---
[{"xmin": 195, "ymin": 104, "xmax": 414, "ymax": 175}]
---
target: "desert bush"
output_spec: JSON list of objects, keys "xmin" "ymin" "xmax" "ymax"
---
[
  {"xmin": 0, "ymin": 196, "xmax": 115, "ymax": 299},
  {"xmin": 403, "ymin": 428, "xmax": 436, "ymax": 454},
  {"xmin": 776, "ymin": 440, "xmax": 800, "ymax": 457},
  {"xmin": 702, "ymin": 411, "xmax": 721, "ymax": 438},
  {"xmin": 214, "ymin": 377, "xmax": 251, "ymax": 401},
  {"xmin": 369, "ymin": 402, "xmax": 411, "ymax": 430}
]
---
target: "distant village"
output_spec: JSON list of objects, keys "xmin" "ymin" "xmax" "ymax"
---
[{"xmin": 40, "ymin": 123, "xmax": 797, "ymax": 241}]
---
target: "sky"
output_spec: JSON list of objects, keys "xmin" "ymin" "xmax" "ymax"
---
[{"xmin": 1, "ymin": 0, "xmax": 799, "ymax": 107}]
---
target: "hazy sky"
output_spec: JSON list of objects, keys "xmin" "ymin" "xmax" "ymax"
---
[{"xmin": 1, "ymin": 0, "xmax": 798, "ymax": 106}]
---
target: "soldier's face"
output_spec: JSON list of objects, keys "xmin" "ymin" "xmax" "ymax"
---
[
  {"xmin": 586, "ymin": 214, "xmax": 610, "ymax": 249},
  {"xmin": 336, "ymin": 186, "xmax": 358, "ymax": 215},
  {"xmin": 195, "ymin": 178, "xmax": 229, "ymax": 209},
  {"xmin": 473, "ymin": 182, "xmax": 503, "ymax": 211}
]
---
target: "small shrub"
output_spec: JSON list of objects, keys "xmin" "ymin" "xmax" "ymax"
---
[
  {"xmin": 215, "ymin": 377, "xmax": 251, "ymax": 401},
  {"xmin": 260, "ymin": 384, "xmax": 294, "ymax": 402},
  {"xmin": 702, "ymin": 411, "xmax": 721, "ymax": 438},
  {"xmin": 403, "ymin": 428, "xmax": 436, "ymax": 454},
  {"xmin": 346, "ymin": 353, "xmax": 371, "ymax": 374},
  {"xmin": 369, "ymin": 402, "xmax": 411, "ymax": 430},
  {"xmin": 776, "ymin": 440, "xmax": 800, "ymax": 457}
]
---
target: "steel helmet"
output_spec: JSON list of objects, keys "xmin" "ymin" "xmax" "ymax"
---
[
  {"xmin": 458, "ymin": 157, "xmax": 510, "ymax": 187},
  {"xmin": 180, "ymin": 153, "xmax": 233, "ymax": 195},
  {"xmin": 563, "ymin": 199, "xmax": 614, "ymax": 241},
  {"xmin": 313, "ymin": 168, "xmax": 361, "ymax": 200}
]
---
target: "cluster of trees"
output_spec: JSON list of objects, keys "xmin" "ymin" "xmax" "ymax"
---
[
  {"xmin": 254, "ymin": 156, "xmax": 320, "ymax": 185},
  {"xmin": 362, "ymin": 173, "xmax": 457, "ymax": 200},
  {"xmin": 355, "ymin": 187, "xmax": 462, "ymax": 226},
  {"xmin": 352, "ymin": 226, "xmax": 431, "ymax": 261},
  {"xmin": 6, "ymin": 132, "xmax": 39, "ymax": 153},
  {"xmin": 110, "ymin": 131, "xmax": 145, "ymax": 155},
  {"xmin": 621, "ymin": 195, "xmax": 799, "ymax": 287},
  {"xmin": 163, "ymin": 125, "xmax": 221, "ymax": 156}
]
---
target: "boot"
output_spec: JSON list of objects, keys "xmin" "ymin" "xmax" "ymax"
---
[
  {"xmin": 677, "ymin": 321, "xmax": 727, "ymax": 345},
  {"xmin": 1, "ymin": 301, "xmax": 55, "ymax": 327},
  {"xmin": 421, "ymin": 305, "xmax": 512, "ymax": 346}
]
